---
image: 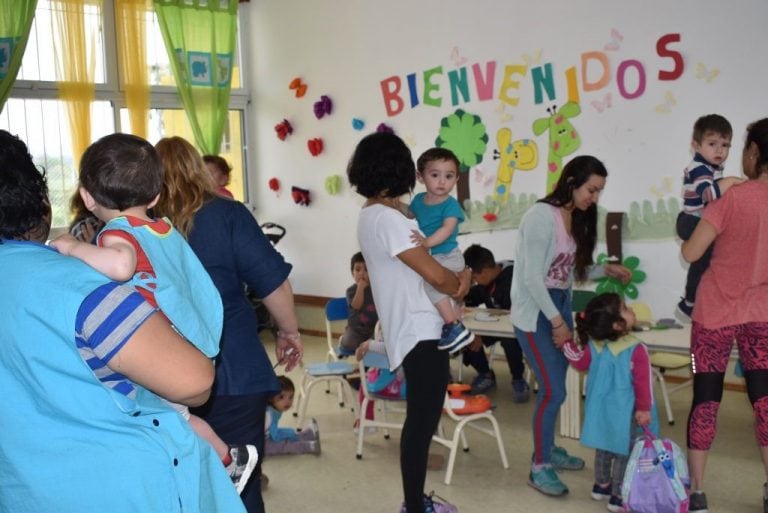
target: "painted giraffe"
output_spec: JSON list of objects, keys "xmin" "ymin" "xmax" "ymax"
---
[
  {"xmin": 492, "ymin": 128, "xmax": 538, "ymax": 204},
  {"xmin": 532, "ymin": 102, "xmax": 581, "ymax": 193}
]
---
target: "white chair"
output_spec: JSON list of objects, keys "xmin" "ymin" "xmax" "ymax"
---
[
  {"xmin": 355, "ymin": 334, "xmax": 509, "ymax": 485},
  {"xmin": 432, "ymin": 387, "xmax": 509, "ymax": 485},
  {"xmin": 355, "ymin": 350, "xmax": 407, "ymax": 460},
  {"xmin": 292, "ymin": 298, "xmax": 357, "ymax": 426}
]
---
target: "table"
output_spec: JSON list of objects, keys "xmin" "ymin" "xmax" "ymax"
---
[{"xmin": 463, "ymin": 308, "xmax": 695, "ymax": 439}]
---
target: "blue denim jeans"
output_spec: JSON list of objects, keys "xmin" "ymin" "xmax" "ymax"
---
[{"xmin": 514, "ymin": 288, "xmax": 572, "ymax": 465}]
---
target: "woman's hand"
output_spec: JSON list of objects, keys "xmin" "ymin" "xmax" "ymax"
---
[
  {"xmin": 604, "ymin": 263, "xmax": 632, "ymax": 284},
  {"xmin": 355, "ymin": 340, "xmax": 370, "ymax": 361},
  {"xmin": 275, "ymin": 331, "xmax": 303, "ymax": 371},
  {"xmin": 551, "ymin": 317, "xmax": 572, "ymax": 348},
  {"xmin": 453, "ymin": 268, "xmax": 472, "ymax": 301}
]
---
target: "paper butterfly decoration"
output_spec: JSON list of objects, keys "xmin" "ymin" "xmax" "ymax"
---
[
  {"xmin": 313, "ymin": 95, "xmax": 333, "ymax": 119},
  {"xmin": 450, "ymin": 46, "xmax": 468, "ymax": 67},
  {"xmin": 655, "ymin": 90, "xmax": 677, "ymax": 114},
  {"xmin": 352, "ymin": 118, "xmax": 365, "ymax": 131},
  {"xmin": 473, "ymin": 167, "xmax": 494, "ymax": 188},
  {"xmin": 274, "ymin": 119, "xmax": 293, "ymax": 141},
  {"xmin": 307, "ymin": 138, "xmax": 323, "ymax": 156},
  {"xmin": 324, "ymin": 175, "xmax": 342, "ymax": 195},
  {"xmin": 696, "ymin": 62, "xmax": 720, "ymax": 83},
  {"xmin": 591, "ymin": 92, "xmax": 612, "ymax": 113},
  {"xmin": 649, "ymin": 176, "xmax": 675, "ymax": 199},
  {"xmin": 521, "ymin": 49, "xmax": 543, "ymax": 67},
  {"xmin": 291, "ymin": 186, "xmax": 311, "ymax": 206},
  {"xmin": 376, "ymin": 123, "xmax": 394, "ymax": 134},
  {"xmin": 495, "ymin": 103, "xmax": 513, "ymax": 122},
  {"xmin": 604, "ymin": 28, "xmax": 623, "ymax": 51},
  {"xmin": 288, "ymin": 77, "xmax": 307, "ymax": 98}
]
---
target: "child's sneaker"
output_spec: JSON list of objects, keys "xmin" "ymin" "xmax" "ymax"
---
[
  {"xmin": 591, "ymin": 482, "xmax": 611, "ymax": 501},
  {"xmin": 689, "ymin": 491, "xmax": 708, "ymax": 512},
  {"xmin": 550, "ymin": 445, "xmax": 585, "ymax": 470},
  {"xmin": 226, "ymin": 444, "xmax": 259, "ymax": 494},
  {"xmin": 528, "ymin": 464, "xmax": 568, "ymax": 496},
  {"xmin": 676, "ymin": 298, "xmax": 693, "ymax": 323},
  {"xmin": 511, "ymin": 379, "xmax": 530, "ymax": 403},
  {"xmin": 438, "ymin": 322, "xmax": 474, "ymax": 354},
  {"xmin": 399, "ymin": 492, "xmax": 458, "ymax": 513},
  {"xmin": 607, "ymin": 495, "xmax": 625, "ymax": 512},
  {"xmin": 470, "ymin": 371, "xmax": 496, "ymax": 394}
]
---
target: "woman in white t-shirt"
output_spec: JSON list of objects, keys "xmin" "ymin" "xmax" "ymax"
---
[{"xmin": 347, "ymin": 132, "xmax": 471, "ymax": 513}]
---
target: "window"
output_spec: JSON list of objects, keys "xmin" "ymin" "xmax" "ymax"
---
[{"xmin": 2, "ymin": 0, "xmax": 250, "ymax": 232}]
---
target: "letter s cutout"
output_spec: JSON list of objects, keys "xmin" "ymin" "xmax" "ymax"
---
[{"xmin": 657, "ymin": 33, "xmax": 684, "ymax": 81}]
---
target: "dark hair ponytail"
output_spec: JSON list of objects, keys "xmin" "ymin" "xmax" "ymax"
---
[{"xmin": 574, "ymin": 292, "xmax": 625, "ymax": 346}]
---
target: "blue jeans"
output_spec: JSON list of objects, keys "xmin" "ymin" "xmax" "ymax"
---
[{"xmin": 513, "ymin": 289, "xmax": 572, "ymax": 466}]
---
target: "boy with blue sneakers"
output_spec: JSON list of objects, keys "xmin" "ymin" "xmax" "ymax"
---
[{"xmin": 410, "ymin": 147, "xmax": 474, "ymax": 354}]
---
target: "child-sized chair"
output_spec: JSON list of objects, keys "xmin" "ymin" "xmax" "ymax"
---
[
  {"xmin": 432, "ymin": 384, "xmax": 509, "ymax": 485},
  {"xmin": 292, "ymin": 298, "xmax": 357, "ymax": 426}
]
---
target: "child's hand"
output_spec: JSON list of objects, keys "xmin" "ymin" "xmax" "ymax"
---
[
  {"xmin": 355, "ymin": 340, "xmax": 370, "ymax": 361},
  {"xmin": 356, "ymin": 275, "xmax": 369, "ymax": 289},
  {"xmin": 410, "ymin": 230, "xmax": 425, "ymax": 246},
  {"xmin": 604, "ymin": 263, "xmax": 632, "ymax": 285},
  {"xmin": 49, "ymin": 233, "xmax": 80, "ymax": 256},
  {"xmin": 635, "ymin": 410, "xmax": 651, "ymax": 426}
]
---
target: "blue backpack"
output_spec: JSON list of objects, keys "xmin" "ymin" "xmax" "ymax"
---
[{"xmin": 622, "ymin": 427, "xmax": 690, "ymax": 513}]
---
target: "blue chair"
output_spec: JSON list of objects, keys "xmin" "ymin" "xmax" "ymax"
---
[
  {"xmin": 325, "ymin": 297, "xmax": 355, "ymax": 361},
  {"xmin": 293, "ymin": 298, "xmax": 357, "ymax": 426}
]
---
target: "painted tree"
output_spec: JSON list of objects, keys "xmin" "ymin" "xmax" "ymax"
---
[
  {"xmin": 435, "ymin": 109, "xmax": 488, "ymax": 205},
  {"xmin": 532, "ymin": 102, "xmax": 581, "ymax": 193}
]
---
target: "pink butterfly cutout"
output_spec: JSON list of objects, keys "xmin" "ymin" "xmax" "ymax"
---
[
  {"xmin": 450, "ymin": 46, "xmax": 468, "ymax": 67},
  {"xmin": 474, "ymin": 167, "xmax": 494, "ymax": 188},
  {"xmin": 591, "ymin": 93, "xmax": 612, "ymax": 113},
  {"xmin": 604, "ymin": 29, "xmax": 623, "ymax": 51}
]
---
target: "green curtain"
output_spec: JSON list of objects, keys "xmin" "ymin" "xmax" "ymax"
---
[
  {"xmin": 154, "ymin": 0, "xmax": 238, "ymax": 155},
  {"xmin": 0, "ymin": 0, "xmax": 38, "ymax": 113}
]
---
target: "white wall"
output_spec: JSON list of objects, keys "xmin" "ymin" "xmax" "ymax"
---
[{"xmin": 242, "ymin": 0, "xmax": 768, "ymax": 318}]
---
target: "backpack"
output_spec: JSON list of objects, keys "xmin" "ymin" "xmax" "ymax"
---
[
  {"xmin": 622, "ymin": 427, "xmax": 690, "ymax": 513},
  {"xmin": 365, "ymin": 367, "xmax": 406, "ymax": 399}
]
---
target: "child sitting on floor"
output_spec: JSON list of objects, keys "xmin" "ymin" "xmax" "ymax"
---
[{"xmin": 265, "ymin": 376, "xmax": 321, "ymax": 456}]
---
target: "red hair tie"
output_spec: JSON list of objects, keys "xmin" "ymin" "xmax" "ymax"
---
[{"xmin": 577, "ymin": 311, "xmax": 586, "ymax": 320}]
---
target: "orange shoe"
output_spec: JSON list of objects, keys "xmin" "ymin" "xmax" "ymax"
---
[{"xmin": 447, "ymin": 394, "xmax": 492, "ymax": 415}]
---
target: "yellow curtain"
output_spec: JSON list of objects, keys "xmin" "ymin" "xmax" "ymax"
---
[
  {"xmin": 116, "ymin": 0, "xmax": 150, "ymax": 138},
  {"xmin": 52, "ymin": 0, "xmax": 98, "ymax": 167}
]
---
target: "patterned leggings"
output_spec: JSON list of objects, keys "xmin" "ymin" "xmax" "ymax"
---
[{"xmin": 687, "ymin": 321, "xmax": 768, "ymax": 450}]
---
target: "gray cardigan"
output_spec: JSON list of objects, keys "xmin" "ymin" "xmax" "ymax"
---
[{"xmin": 510, "ymin": 202, "xmax": 604, "ymax": 332}]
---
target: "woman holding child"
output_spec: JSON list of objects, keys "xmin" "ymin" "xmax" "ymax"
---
[
  {"xmin": 347, "ymin": 132, "xmax": 471, "ymax": 513},
  {"xmin": 681, "ymin": 118, "xmax": 768, "ymax": 513},
  {"xmin": 154, "ymin": 137, "xmax": 302, "ymax": 513},
  {"xmin": 511, "ymin": 155, "xmax": 631, "ymax": 496}
]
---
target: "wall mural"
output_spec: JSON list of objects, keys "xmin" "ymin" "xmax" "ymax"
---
[
  {"xmin": 375, "ymin": 31, "xmax": 690, "ymax": 239},
  {"xmin": 276, "ymin": 30, "xmax": 714, "ymax": 243}
]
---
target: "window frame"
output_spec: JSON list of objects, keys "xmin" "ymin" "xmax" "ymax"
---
[{"xmin": 5, "ymin": 0, "xmax": 253, "ymax": 235}]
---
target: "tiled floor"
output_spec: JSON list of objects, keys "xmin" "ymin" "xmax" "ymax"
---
[{"xmin": 261, "ymin": 333, "xmax": 764, "ymax": 513}]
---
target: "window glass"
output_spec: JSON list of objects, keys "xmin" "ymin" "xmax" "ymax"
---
[{"xmin": 0, "ymin": 99, "xmax": 115, "ymax": 229}]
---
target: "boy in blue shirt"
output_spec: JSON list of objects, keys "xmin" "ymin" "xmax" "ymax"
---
[{"xmin": 410, "ymin": 147, "xmax": 474, "ymax": 354}]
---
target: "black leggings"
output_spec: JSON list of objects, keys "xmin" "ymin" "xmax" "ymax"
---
[{"xmin": 401, "ymin": 340, "xmax": 450, "ymax": 513}]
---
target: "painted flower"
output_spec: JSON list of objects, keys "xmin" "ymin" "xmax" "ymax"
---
[
  {"xmin": 435, "ymin": 109, "xmax": 488, "ymax": 172},
  {"xmin": 594, "ymin": 254, "xmax": 646, "ymax": 300},
  {"xmin": 482, "ymin": 212, "xmax": 497, "ymax": 223}
]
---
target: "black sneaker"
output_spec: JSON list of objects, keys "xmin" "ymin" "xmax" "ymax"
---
[
  {"xmin": 226, "ymin": 445, "xmax": 259, "ymax": 494},
  {"xmin": 689, "ymin": 491, "xmax": 708, "ymax": 513},
  {"xmin": 676, "ymin": 298, "xmax": 693, "ymax": 323},
  {"xmin": 591, "ymin": 482, "xmax": 611, "ymax": 501},
  {"xmin": 470, "ymin": 371, "xmax": 496, "ymax": 394}
]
